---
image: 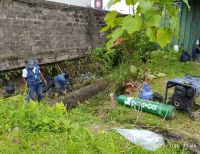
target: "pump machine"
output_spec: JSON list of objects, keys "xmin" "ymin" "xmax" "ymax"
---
[{"xmin": 164, "ymin": 75, "xmax": 200, "ymax": 119}]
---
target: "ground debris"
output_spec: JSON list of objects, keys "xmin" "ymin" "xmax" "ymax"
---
[{"xmin": 138, "ymin": 125, "xmax": 200, "ymax": 154}]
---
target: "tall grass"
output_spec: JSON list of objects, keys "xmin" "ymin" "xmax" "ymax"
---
[
  {"xmin": 0, "ymin": 95, "xmax": 186, "ymax": 153},
  {"xmin": 0, "ymin": 50, "xmax": 194, "ymax": 153}
]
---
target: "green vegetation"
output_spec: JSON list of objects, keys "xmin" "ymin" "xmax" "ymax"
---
[
  {"xmin": 0, "ymin": 1, "xmax": 195, "ymax": 153},
  {"xmin": 0, "ymin": 57, "xmax": 99, "ymax": 89},
  {"xmin": 0, "ymin": 23, "xmax": 198, "ymax": 153},
  {"xmin": 0, "ymin": 94, "xmax": 186, "ymax": 153},
  {"xmin": 102, "ymin": 0, "xmax": 189, "ymax": 50},
  {"xmin": 1, "ymin": 48, "xmax": 199, "ymax": 153}
]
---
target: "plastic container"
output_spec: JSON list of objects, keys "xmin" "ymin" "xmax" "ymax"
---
[{"xmin": 139, "ymin": 84, "xmax": 153, "ymax": 100}]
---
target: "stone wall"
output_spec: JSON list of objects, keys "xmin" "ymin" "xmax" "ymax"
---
[{"xmin": 0, "ymin": 0, "xmax": 107, "ymax": 70}]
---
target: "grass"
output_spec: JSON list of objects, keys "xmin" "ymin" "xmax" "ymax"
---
[
  {"xmin": 1, "ymin": 50, "xmax": 199, "ymax": 153},
  {"xmin": 0, "ymin": 98, "xmax": 185, "ymax": 154}
]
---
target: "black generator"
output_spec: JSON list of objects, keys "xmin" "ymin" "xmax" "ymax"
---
[{"xmin": 164, "ymin": 75, "xmax": 200, "ymax": 119}]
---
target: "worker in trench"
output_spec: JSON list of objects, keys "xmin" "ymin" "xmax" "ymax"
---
[
  {"xmin": 53, "ymin": 73, "xmax": 71, "ymax": 94},
  {"xmin": 22, "ymin": 59, "xmax": 47, "ymax": 102}
]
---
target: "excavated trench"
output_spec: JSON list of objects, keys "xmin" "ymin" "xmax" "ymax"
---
[{"xmin": 47, "ymin": 80, "xmax": 108, "ymax": 110}]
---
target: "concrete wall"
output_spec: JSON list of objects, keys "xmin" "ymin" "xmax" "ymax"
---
[
  {"xmin": 0, "ymin": 0, "xmax": 106, "ymax": 71},
  {"xmin": 46, "ymin": 0, "xmax": 91, "ymax": 7}
]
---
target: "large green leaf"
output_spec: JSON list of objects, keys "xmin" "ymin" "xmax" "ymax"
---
[
  {"xmin": 113, "ymin": 17, "xmax": 123, "ymax": 27},
  {"xmin": 156, "ymin": 28, "xmax": 173, "ymax": 48},
  {"xmin": 125, "ymin": 0, "xmax": 138, "ymax": 5},
  {"xmin": 106, "ymin": 34, "xmax": 112, "ymax": 39},
  {"xmin": 122, "ymin": 15, "xmax": 134, "ymax": 27},
  {"xmin": 111, "ymin": 27, "xmax": 124, "ymax": 41},
  {"xmin": 125, "ymin": 0, "xmax": 131, "ymax": 5},
  {"xmin": 126, "ymin": 0, "xmax": 139, "ymax": 6},
  {"xmin": 139, "ymin": 0, "xmax": 154, "ymax": 14},
  {"xmin": 167, "ymin": 5, "xmax": 177, "ymax": 16},
  {"xmin": 159, "ymin": 0, "xmax": 173, "ymax": 5},
  {"xmin": 106, "ymin": 39, "xmax": 115, "ymax": 50},
  {"xmin": 100, "ymin": 25, "xmax": 110, "ymax": 33},
  {"xmin": 104, "ymin": 11, "xmax": 118, "ymax": 25},
  {"xmin": 122, "ymin": 15, "xmax": 142, "ymax": 34},
  {"xmin": 144, "ymin": 14, "xmax": 161, "ymax": 28},
  {"xmin": 147, "ymin": 27, "xmax": 157, "ymax": 42}
]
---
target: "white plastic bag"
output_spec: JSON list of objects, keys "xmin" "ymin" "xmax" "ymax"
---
[{"xmin": 115, "ymin": 128, "xmax": 164, "ymax": 151}]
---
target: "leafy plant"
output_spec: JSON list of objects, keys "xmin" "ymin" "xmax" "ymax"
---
[
  {"xmin": 92, "ymin": 45, "xmax": 124, "ymax": 71},
  {"xmin": 0, "ymin": 96, "xmax": 69, "ymax": 133},
  {"xmin": 101, "ymin": 0, "xmax": 189, "ymax": 50},
  {"xmin": 0, "ymin": 95, "xmax": 186, "ymax": 153}
]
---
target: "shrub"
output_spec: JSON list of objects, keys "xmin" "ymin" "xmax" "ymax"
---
[
  {"xmin": 0, "ymin": 95, "xmax": 69, "ymax": 133},
  {"xmin": 92, "ymin": 45, "xmax": 124, "ymax": 72}
]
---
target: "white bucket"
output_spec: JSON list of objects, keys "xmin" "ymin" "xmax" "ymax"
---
[{"xmin": 173, "ymin": 45, "xmax": 179, "ymax": 52}]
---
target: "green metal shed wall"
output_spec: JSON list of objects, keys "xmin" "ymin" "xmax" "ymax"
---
[{"xmin": 174, "ymin": 1, "xmax": 200, "ymax": 52}]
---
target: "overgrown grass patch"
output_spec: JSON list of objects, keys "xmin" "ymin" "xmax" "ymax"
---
[
  {"xmin": 1, "ymin": 50, "xmax": 199, "ymax": 153},
  {"xmin": 0, "ymin": 91, "xmax": 187, "ymax": 153}
]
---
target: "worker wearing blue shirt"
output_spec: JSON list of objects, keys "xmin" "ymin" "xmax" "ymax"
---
[
  {"xmin": 54, "ymin": 73, "xmax": 69, "ymax": 91},
  {"xmin": 22, "ymin": 59, "xmax": 47, "ymax": 102}
]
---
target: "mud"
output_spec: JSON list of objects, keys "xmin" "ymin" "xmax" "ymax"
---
[{"xmin": 138, "ymin": 125, "xmax": 200, "ymax": 154}]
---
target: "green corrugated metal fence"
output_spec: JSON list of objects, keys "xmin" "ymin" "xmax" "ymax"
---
[{"xmin": 172, "ymin": 1, "xmax": 200, "ymax": 53}]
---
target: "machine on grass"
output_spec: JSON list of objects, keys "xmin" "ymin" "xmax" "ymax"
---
[{"xmin": 164, "ymin": 75, "xmax": 200, "ymax": 120}]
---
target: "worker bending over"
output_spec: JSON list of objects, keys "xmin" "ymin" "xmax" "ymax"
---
[{"xmin": 54, "ymin": 73, "xmax": 70, "ymax": 93}]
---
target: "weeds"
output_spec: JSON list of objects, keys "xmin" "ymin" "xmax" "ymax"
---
[
  {"xmin": 0, "ymin": 43, "xmax": 197, "ymax": 153},
  {"xmin": 0, "ymin": 91, "xmax": 187, "ymax": 153},
  {"xmin": 0, "ymin": 95, "xmax": 159, "ymax": 153}
]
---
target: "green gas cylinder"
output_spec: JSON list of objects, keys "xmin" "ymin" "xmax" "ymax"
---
[{"xmin": 116, "ymin": 95, "xmax": 176, "ymax": 119}]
